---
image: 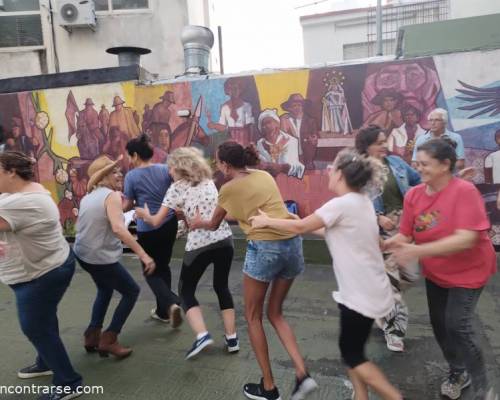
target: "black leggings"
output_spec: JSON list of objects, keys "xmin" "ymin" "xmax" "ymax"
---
[
  {"xmin": 137, "ymin": 217, "xmax": 179, "ymax": 319},
  {"xmin": 178, "ymin": 245, "xmax": 234, "ymax": 313},
  {"xmin": 338, "ymin": 303, "xmax": 374, "ymax": 369}
]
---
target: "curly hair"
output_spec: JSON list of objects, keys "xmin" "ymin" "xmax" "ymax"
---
[
  {"xmin": 217, "ymin": 141, "xmax": 260, "ymax": 168},
  {"xmin": 0, "ymin": 151, "xmax": 36, "ymax": 181},
  {"xmin": 167, "ymin": 147, "xmax": 212, "ymax": 186},
  {"xmin": 334, "ymin": 148, "xmax": 387, "ymax": 197}
]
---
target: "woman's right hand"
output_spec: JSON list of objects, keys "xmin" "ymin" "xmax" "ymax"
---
[
  {"xmin": 141, "ymin": 254, "xmax": 156, "ymax": 276},
  {"xmin": 378, "ymin": 215, "xmax": 395, "ymax": 231},
  {"xmin": 249, "ymin": 209, "xmax": 270, "ymax": 229},
  {"xmin": 135, "ymin": 203, "xmax": 151, "ymax": 222}
]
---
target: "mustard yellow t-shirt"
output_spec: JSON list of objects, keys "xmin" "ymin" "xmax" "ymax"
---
[{"xmin": 218, "ymin": 169, "xmax": 295, "ymax": 241}]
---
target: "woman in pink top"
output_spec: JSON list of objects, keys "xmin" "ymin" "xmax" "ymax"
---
[{"xmin": 386, "ymin": 139, "xmax": 497, "ymax": 400}]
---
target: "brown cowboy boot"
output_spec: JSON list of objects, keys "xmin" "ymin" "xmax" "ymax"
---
[
  {"xmin": 97, "ymin": 331, "xmax": 133, "ymax": 359},
  {"xmin": 84, "ymin": 327, "xmax": 101, "ymax": 353}
]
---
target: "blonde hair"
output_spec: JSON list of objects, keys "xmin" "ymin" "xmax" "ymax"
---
[{"xmin": 167, "ymin": 147, "xmax": 212, "ymax": 185}]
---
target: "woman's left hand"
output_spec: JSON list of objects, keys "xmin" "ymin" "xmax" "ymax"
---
[
  {"xmin": 391, "ymin": 242, "xmax": 421, "ymax": 267},
  {"xmin": 135, "ymin": 203, "xmax": 151, "ymax": 220},
  {"xmin": 249, "ymin": 209, "xmax": 270, "ymax": 228}
]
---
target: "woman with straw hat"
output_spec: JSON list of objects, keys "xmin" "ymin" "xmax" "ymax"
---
[{"xmin": 74, "ymin": 155, "xmax": 155, "ymax": 359}]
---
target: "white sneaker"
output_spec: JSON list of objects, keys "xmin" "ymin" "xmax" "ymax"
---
[
  {"xmin": 385, "ymin": 332, "xmax": 404, "ymax": 352},
  {"xmin": 440, "ymin": 371, "xmax": 471, "ymax": 400},
  {"xmin": 150, "ymin": 308, "xmax": 169, "ymax": 323},
  {"xmin": 485, "ymin": 388, "xmax": 499, "ymax": 400},
  {"xmin": 291, "ymin": 374, "xmax": 318, "ymax": 400}
]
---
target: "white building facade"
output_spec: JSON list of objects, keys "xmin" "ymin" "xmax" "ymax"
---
[
  {"xmin": 0, "ymin": 0, "xmax": 218, "ymax": 79},
  {"xmin": 300, "ymin": 0, "xmax": 500, "ymax": 65}
]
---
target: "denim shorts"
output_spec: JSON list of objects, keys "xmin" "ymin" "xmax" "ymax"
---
[{"xmin": 243, "ymin": 236, "xmax": 305, "ymax": 282}]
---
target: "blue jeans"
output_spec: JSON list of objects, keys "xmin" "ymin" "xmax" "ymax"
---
[
  {"xmin": 10, "ymin": 250, "xmax": 82, "ymax": 390},
  {"xmin": 243, "ymin": 236, "xmax": 305, "ymax": 282},
  {"xmin": 77, "ymin": 258, "xmax": 140, "ymax": 334},
  {"xmin": 426, "ymin": 279, "xmax": 488, "ymax": 397}
]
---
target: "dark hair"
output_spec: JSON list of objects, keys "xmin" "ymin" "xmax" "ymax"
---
[
  {"xmin": 355, "ymin": 125, "xmax": 384, "ymax": 155},
  {"xmin": 0, "ymin": 151, "xmax": 36, "ymax": 180},
  {"xmin": 494, "ymin": 129, "xmax": 500, "ymax": 141},
  {"xmin": 417, "ymin": 139, "xmax": 456, "ymax": 171},
  {"xmin": 335, "ymin": 150, "xmax": 377, "ymax": 190},
  {"xmin": 217, "ymin": 141, "xmax": 260, "ymax": 168},
  {"xmin": 401, "ymin": 104, "xmax": 422, "ymax": 119},
  {"xmin": 125, "ymin": 133, "xmax": 154, "ymax": 160}
]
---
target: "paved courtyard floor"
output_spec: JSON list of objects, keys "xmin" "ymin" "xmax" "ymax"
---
[{"xmin": 0, "ymin": 245, "xmax": 499, "ymax": 399}]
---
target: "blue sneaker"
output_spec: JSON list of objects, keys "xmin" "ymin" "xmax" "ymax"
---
[
  {"xmin": 18, "ymin": 363, "xmax": 53, "ymax": 379},
  {"xmin": 37, "ymin": 387, "xmax": 82, "ymax": 400},
  {"xmin": 225, "ymin": 335, "xmax": 240, "ymax": 353},
  {"xmin": 185, "ymin": 333, "xmax": 214, "ymax": 359}
]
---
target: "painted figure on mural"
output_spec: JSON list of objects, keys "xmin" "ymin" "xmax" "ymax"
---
[
  {"xmin": 142, "ymin": 103, "xmax": 153, "ymax": 133},
  {"xmin": 280, "ymin": 93, "xmax": 319, "ymax": 170},
  {"xmin": 363, "ymin": 89, "xmax": 404, "ymax": 133},
  {"xmin": 5, "ymin": 117, "xmax": 38, "ymax": 157},
  {"xmin": 256, "ymin": 109, "xmax": 305, "ymax": 179},
  {"xmin": 103, "ymin": 126, "xmax": 129, "ymax": 170},
  {"xmin": 150, "ymin": 127, "xmax": 169, "ymax": 164},
  {"xmin": 76, "ymin": 98, "xmax": 102, "ymax": 160},
  {"xmin": 108, "ymin": 95, "xmax": 141, "ymax": 139},
  {"xmin": 320, "ymin": 74, "xmax": 352, "ymax": 135},
  {"xmin": 484, "ymin": 129, "xmax": 500, "ymax": 184},
  {"xmin": 58, "ymin": 188, "xmax": 78, "ymax": 230},
  {"xmin": 206, "ymin": 77, "xmax": 255, "ymax": 146},
  {"xmin": 99, "ymin": 104, "xmax": 110, "ymax": 140},
  {"xmin": 362, "ymin": 61, "xmax": 441, "ymax": 128},
  {"xmin": 387, "ymin": 104, "xmax": 426, "ymax": 163},
  {"xmin": 150, "ymin": 91, "xmax": 175, "ymax": 142},
  {"xmin": 67, "ymin": 161, "xmax": 88, "ymax": 206}
]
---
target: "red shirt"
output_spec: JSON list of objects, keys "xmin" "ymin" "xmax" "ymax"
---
[{"xmin": 400, "ymin": 177, "xmax": 496, "ymax": 288}]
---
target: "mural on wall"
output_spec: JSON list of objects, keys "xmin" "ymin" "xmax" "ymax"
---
[{"xmin": 1, "ymin": 49, "xmax": 500, "ymax": 240}]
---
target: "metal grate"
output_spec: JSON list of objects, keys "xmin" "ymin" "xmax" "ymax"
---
[
  {"xmin": 367, "ymin": 0, "xmax": 449, "ymax": 57},
  {"xmin": 0, "ymin": 14, "xmax": 43, "ymax": 47}
]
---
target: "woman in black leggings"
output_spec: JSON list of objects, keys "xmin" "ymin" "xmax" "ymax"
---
[{"xmin": 136, "ymin": 147, "xmax": 238, "ymax": 359}]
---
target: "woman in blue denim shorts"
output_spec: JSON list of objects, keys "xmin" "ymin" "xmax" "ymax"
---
[{"xmin": 190, "ymin": 141, "xmax": 317, "ymax": 400}]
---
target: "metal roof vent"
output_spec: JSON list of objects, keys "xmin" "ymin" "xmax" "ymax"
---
[
  {"xmin": 106, "ymin": 46, "xmax": 151, "ymax": 67},
  {"xmin": 181, "ymin": 25, "xmax": 214, "ymax": 75}
]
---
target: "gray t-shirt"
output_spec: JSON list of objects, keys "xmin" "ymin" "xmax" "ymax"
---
[
  {"xmin": 0, "ymin": 191, "xmax": 70, "ymax": 285},
  {"xmin": 74, "ymin": 187, "xmax": 123, "ymax": 265}
]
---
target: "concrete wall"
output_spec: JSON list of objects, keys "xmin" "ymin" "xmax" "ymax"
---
[
  {"xmin": 450, "ymin": 0, "xmax": 500, "ymax": 19},
  {"xmin": 0, "ymin": 50, "xmax": 44, "ymax": 79},
  {"xmin": 302, "ymin": 9, "xmax": 369, "ymax": 65}
]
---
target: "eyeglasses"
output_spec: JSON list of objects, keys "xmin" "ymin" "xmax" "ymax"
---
[{"xmin": 429, "ymin": 118, "xmax": 444, "ymax": 122}]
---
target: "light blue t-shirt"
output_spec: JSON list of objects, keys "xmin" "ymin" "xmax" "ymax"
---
[
  {"xmin": 123, "ymin": 164, "xmax": 175, "ymax": 232},
  {"xmin": 412, "ymin": 129, "xmax": 465, "ymax": 161}
]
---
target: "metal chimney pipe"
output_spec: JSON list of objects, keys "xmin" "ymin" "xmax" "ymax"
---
[
  {"xmin": 106, "ymin": 46, "xmax": 151, "ymax": 67},
  {"xmin": 181, "ymin": 25, "xmax": 214, "ymax": 75}
]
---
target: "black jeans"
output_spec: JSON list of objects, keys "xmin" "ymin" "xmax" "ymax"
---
[
  {"xmin": 426, "ymin": 279, "xmax": 488, "ymax": 396},
  {"xmin": 137, "ymin": 217, "xmax": 179, "ymax": 319},
  {"xmin": 10, "ymin": 250, "xmax": 82, "ymax": 390},
  {"xmin": 77, "ymin": 258, "xmax": 140, "ymax": 334},
  {"xmin": 178, "ymin": 244, "xmax": 234, "ymax": 312}
]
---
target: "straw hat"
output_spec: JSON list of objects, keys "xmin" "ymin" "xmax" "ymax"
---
[{"xmin": 86, "ymin": 155, "xmax": 122, "ymax": 192}]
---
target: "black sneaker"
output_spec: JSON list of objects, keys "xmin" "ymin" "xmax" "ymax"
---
[
  {"xmin": 185, "ymin": 333, "xmax": 214, "ymax": 359},
  {"xmin": 291, "ymin": 373, "xmax": 318, "ymax": 400},
  {"xmin": 18, "ymin": 363, "xmax": 53, "ymax": 379},
  {"xmin": 224, "ymin": 335, "xmax": 240, "ymax": 353},
  {"xmin": 37, "ymin": 388, "xmax": 82, "ymax": 400},
  {"xmin": 243, "ymin": 378, "xmax": 281, "ymax": 400}
]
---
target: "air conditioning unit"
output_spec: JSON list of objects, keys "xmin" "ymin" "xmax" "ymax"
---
[{"xmin": 56, "ymin": 0, "xmax": 96, "ymax": 29}]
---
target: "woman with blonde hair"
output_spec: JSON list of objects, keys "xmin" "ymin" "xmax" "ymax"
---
[{"xmin": 136, "ymin": 147, "xmax": 238, "ymax": 359}]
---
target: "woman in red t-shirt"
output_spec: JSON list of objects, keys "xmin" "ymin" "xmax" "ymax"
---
[{"xmin": 385, "ymin": 139, "xmax": 497, "ymax": 400}]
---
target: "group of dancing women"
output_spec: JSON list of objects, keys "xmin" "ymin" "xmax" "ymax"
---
[{"xmin": 0, "ymin": 118, "xmax": 497, "ymax": 400}]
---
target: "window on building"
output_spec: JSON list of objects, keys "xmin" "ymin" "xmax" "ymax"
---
[
  {"xmin": 95, "ymin": 0, "xmax": 149, "ymax": 12},
  {"xmin": 343, "ymin": 39, "xmax": 396, "ymax": 60},
  {"xmin": 0, "ymin": 0, "xmax": 43, "ymax": 48}
]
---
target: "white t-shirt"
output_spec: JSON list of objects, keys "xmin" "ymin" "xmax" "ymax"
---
[
  {"xmin": 162, "ymin": 179, "xmax": 232, "ymax": 251},
  {"xmin": 484, "ymin": 150, "xmax": 500, "ymax": 184},
  {"xmin": 0, "ymin": 192, "xmax": 70, "ymax": 285},
  {"xmin": 315, "ymin": 192, "xmax": 394, "ymax": 319},
  {"xmin": 219, "ymin": 102, "xmax": 254, "ymax": 127}
]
